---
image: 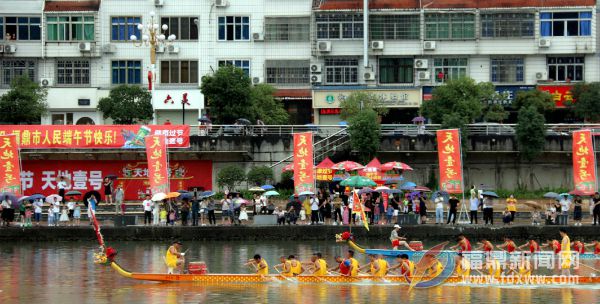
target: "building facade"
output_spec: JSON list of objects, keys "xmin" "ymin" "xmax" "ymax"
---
[{"xmin": 0, "ymin": 0, "xmax": 597, "ymax": 125}]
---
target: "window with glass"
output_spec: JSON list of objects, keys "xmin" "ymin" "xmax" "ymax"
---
[
  {"xmin": 540, "ymin": 12, "xmax": 592, "ymax": 37},
  {"xmin": 56, "ymin": 60, "xmax": 90, "ymax": 85},
  {"xmin": 111, "ymin": 16, "xmax": 141, "ymax": 41},
  {"xmin": 218, "ymin": 16, "xmax": 249, "ymax": 41},
  {"xmin": 433, "ymin": 58, "xmax": 468, "ymax": 83},
  {"xmin": 379, "ymin": 58, "xmax": 413, "ymax": 84},
  {"xmin": 264, "ymin": 17, "xmax": 309, "ymax": 41},
  {"xmin": 481, "ymin": 12, "xmax": 534, "ymax": 38},
  {"xmin": 547, "ymin": 57, "xmax": 584, "ymax": 82},
  {"xmin": 324, "ymin": 58, "xmax": 358, "ymax": 85},
  {"xmin": 370, "ymin": 15, "xmax": 420, "ymax": 40},
  {"xmin": 490, "ymin": 57, "xmax": 524, "ymax": 83},
  {"xmin": 1, "ymin": 59, "xmax": 36, "ymax": 87},
  {"xmin": 160, "ymin": 60, "xmax": 198, "ymax": 84},
  {"xmin": 111, "ymin": 60, "xmax": 142, "ymax": 85},
  {"xmin": 160, "ymin": 17, "xmax": 198, "ymax": 41},
  {"xmin": 218, "ymin": 60, "xmax": 250, "ymax": 76},
  {"xmin": 425, "ymin": 13, "xmax": 475, "ymax": 39},
  {"xmin": 47, "ymin": 15, "xmax": 94, "ymax": 41},
  {"xmin": 316, "ymin": 13, "xmax": 363, "ymax": 39},
  {"xmin": 265, "ymin": 60, "xmax": 309, "ymax": 85},
  {"xmin": 1, "ymin": 17, "xmax": 41, "ymax": 41}
]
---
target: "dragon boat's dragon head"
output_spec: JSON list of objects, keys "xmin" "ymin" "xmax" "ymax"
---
[{"xmin": 93, "ymin": 246, "xmax": 118, "ymax": 266}]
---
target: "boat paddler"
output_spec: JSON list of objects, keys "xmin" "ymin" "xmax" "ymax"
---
[
  {"xmin": 359, "ymin": 254, "xmax": 388, "ymax": 277},
  {"xmin": 450, "ymin": 234, "xmax": 472, "ymax": 252},
  {"xmin": 517, "ymin": 240, "xmax": 541, "ymax": 253},
  {"xmin": 454, "ymin": 253, "xmax": 470, "ymax": 277},
  {"xmin": 307, "ymin": 252, "xmax": 328, "ymax": 276},
  {"xmin": 245, "ymin": 254, "xmax": 269, "ymax": 275},
  {"xmin": 389, "ymin": 254, "xmax": 414, "ymax": 277},
  {"xmin": 559, "ymin": 228, "xmax": 571, "ymax": 275},
  {"xmin": 541, "ymin": 239, "xmax": 561, "ymax": 254},
  {"xmin": 497, "ymin": 237, "xmax": 517, "ymax": 253},
  {"xmin": 390, "ymin": 225, "xmax": 414, "ymax": 251},
  {"xmin": 165, "ymin": 241, "xmax": 185, "ymax": 274},
  {"xmin": 475, "ymin": 239, "xmax": 494, "ymax": 253},
  {"xmin": 424, "ymin": 253, "xmax": 443, "ymax": 277},
  {"xmin": 274, "ymin": 255, "xmax": 303, "ymax": 277},
  {"xmin": 513, "ymin": 253, "xmax": 532, "ymax": 279},
  {"xmin": 584, "ymin": 241, "xmax": 600, "ymax": 254},
  {"xmin": 345, "ymin": 250, "xmax": 360, "ymax": 276},
  {"xmin": 329, "ymin": 256, "xmax": 351, "ymax": 276}
]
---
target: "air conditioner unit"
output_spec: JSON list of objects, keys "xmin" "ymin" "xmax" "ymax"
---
[
  {"xmin": 252, "ymin": 32, "xmax": 264, "ymax": 41},
  {"xmin": 252, "ymin": 77, "xmax": 263, "ymax": 84},
  {"xmin": 215, "ymin": 0, "xmax": 229, "ymax": 7},
  {"xmin": 103, "ymin": 44, "xmax": 116, "ymax": 53},
  {"xmin": 156, "ymin": 45, "xmax": 165, "ymax": 53},
  {"xmin": 370, "ymin": 41, "xmax": 384, "ymax": 50},
  {"xmin": 310, "ymin": 64, "xmax": 322, "ymax": 73},
  {"xmin": 79, "ymin": 42, "xmax": 91, "ymax": 52},
  {"xmin": 423, "ymin": 41, "xmax": 436, "ymax": 51},
  {"xmin": 40, "ymin": 78, "xmax": 53, "ymax": 87},
  {"xmin": 418, "ymin": 71, "xmax": 430, "ymax": 80},
  {"xmin": 310, "ymin": 74, "xmax": 322, "ymax": 83},
  {"xmin": 5, "ymin": 45, "xmax": 16, "ymax": 53},
  {"xmin": 538, "ymin": 39, "xmax": 551, "ymax": 48},
  {"xmin": 167, "ymin": 45, "xmax": 179, "ymax": 54},
  {"xmin": 535, "ymin": 72, "xmax": 547, "ymax": 81},
  {"xmin": 317, "ymin": 41, "xmax": 331, "ymax": 52},
  {"xmin": 414, "ymin": 59, "xmax": 429, "ymax": 69},
  {"xmin": 155, "ymin": 0, "xmax": 164, "ymax": 6},
  {"xmin": 364, "ymin": 72, "xmax": 376, "ymax": 81}
]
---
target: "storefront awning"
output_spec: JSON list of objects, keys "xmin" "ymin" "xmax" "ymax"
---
[{"xmin": 274, "ymin": 89, "xmax": 312, "ymax": 101}]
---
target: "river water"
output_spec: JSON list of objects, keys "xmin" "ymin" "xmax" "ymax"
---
[{"xmin": 1, "ymin": 241, "xmax": 599, "ymax": 303}]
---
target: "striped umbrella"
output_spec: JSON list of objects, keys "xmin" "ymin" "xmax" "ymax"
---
[
  {"xmin": 381, "ymin": 161, "xmax": 413, "ymax": 171},
  {"xmin": 331, "ymin": 161, "xmax": 364, "ymax": 172}
]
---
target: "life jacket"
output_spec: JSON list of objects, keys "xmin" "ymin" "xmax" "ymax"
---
[
  {"xmin": 257, "ymin": 259, "xmax": 269, "ymax": 275},
  {"xmin": 374, "ymin": 259, "xmax": 388, "ymax": 277},
  {"xmin": 339, "ymin": 260, "xmax": 351, "ymax": 275},
  {"xmin": 506, "ymin": 241, "xmax": 516, "ymax": 253},
  {"xmin": 314, "ymin": 259, "xmax": 328, "ymax": 276},
  {"xmin": 350, "ymin": 258, "xmax": 359, "ymax": 276},
  {"xmin": 552, "ymin": 240, "xmax": 561, "ymax": 254},
  {"xmin": 595, "ymin": 242, "xmax": 600, "ymax": 255},
  {"xmin": 529, "ymin": 241, "xmax": 540, "ymax": 253},
  {"xmin": 401, "ymin": 260, "xmax": 415, "ymax": 277},
  {"xmin": 290, "ymin": 260, "xmax": 302, "ymax": 275}
]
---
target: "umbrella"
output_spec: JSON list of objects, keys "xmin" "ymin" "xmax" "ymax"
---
[
  {"xmin": 177, "ymin": 190, "xmax": 189, "ymax": 193},
  {"xmin": 332, "ymin": 177, "xmax": 344, "ymax": 182},
  {"xmin": 45, "ymin": 194, "xmax": 63, "ymax": 203},
  {"xmin": 358, "ymin": 188, "xmax": 374, "ymax": 195},
  {"xmin": 400, "ymin": 182, "xmax": 417, "ymax": 190},
  {"xmin": 543, "ymin": 192, "xmax": 559, "ymax": 199},
  {"xmin": 236, "ymin": 118, "xmax": 251, "ymax": 125},
  {"xmin": 0, "ymin": 192, "xmax": 18, "ymax": 204},
  {"xmin": 332, "ymin": 161, "xmax": 364, "ymax": 172},
  {"xmin": 414, "ymin": 186, "xmax": 431, "ymax": 192},
  {"xmin": 83, "ymin": 190, "xmax": 101, "ymax": 203},
  {"xmin": 18, "ymin": 196, "xmax": 31, "ymax": 203},
  {"xmin": 299, "ymin": 191, "xmax": 315, "ymax": 196},
  {"xmin": 521, "ymin": 200, "xmax": 542, "ymax": 210},
  {"xmin": 264, "ymin": 190, "xmax": 280, "ymax": 196},
  {"xmin": 261, "ymin": 185, "xmax": 275, "ymax": 190},
  {"xmin": 558, "ymin": 193, "xmax": 573, "ymax": 200},
  {"xmin": 234, "ymin": 198, "xmax": 251, "ymax": 207},
  {"xmin": 569, "ymin": 189, "xmax": 588, "ymax": 196},
  {"xmin": 282, "ymin": 163, "xmax": 294, "ymax": 172},
  {"xmin": 381, "ymin": 162, "xmax": 413, "ymax": 171},
  {"xmin": 202, "ymin": 191, "xmax": 215, "ymax": 197},
  {"xmin": 412, "ymin": 116, "xmax": 426, "ymax": 123},
  {"xmin": 340, "ymin": 176, "xmax": 377, "ymax": 188},
  {"xmin": 387, "ymin": 189, "xmax": 403, "ymax": 194},
  {"xmin": 198, "ymin": 116, "xmax": 211, "ymax": 123},
  {"xmin": 66, "ymin": 190, "xmax": 82, "ymax": 196},
  {"xmin": 482, "ymin": 191, "xmax": 499, "ymax": 198},
  {"xmin": 374, "ymin": 186, "xmax": 390, "ymax": 192},
  {"xmin": 432, "ymin": 191, "xmax": 449, "ymax": 201},
  {"xmin": 178, "ymin": 193, "xmax": 193, "ymax": 200},
  {"xmin": 105, "ymin": 174, "xmax": 118, "ymax": 180},
  {"xmin": 151, "ymin": 192, "xmax": 167, "ymax": 201},
  {"xmin": 384, "ymin": 176, "xmax": 404, "ymax": 185},
  {"xmin": 166, "ymin": 192, "xmax": 181, "ymax": 199},
  {"xmin": 338, "ymin": 121, "xmax": 348, "ymax": 126},
  {"xmin": 249, "ymin": 186, "xmax": 265, "ymax": 192}
]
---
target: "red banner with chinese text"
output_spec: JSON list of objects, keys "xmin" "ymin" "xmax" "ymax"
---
[
  {"xmin": 0, "ymin": 125, "xmax": 190, "ymax": 149},
  {"xmin": 572, "ymin": 130, "xmax": 596, "ymax": 194},
  {"xmin": 537, "ymin": 85, "xmax": 574, "ymax": 108},
  {"xmin": 145, "ymin": 135, "xmax": 169, "ymax": 194},
  {"xmin": 0, "ymin": 135, "xmax": 22, "ymax": 194},
  {"xmin": 293, "ymin": 132, "xmax": 314, "ymax": 194},
  {"xmin": 436, "ymin": 129, "xmax": 463, "ymax": 194}
]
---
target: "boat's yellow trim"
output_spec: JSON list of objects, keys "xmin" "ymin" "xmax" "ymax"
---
[
  {"xmin": 111, "ymin": 262, "xmax": 133, "ymax": 278},
  {"xmin": 347, "ymin": 240, "xmax": 366, "ymax": 254}
]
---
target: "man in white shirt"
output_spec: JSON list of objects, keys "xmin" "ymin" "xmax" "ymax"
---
[
  {"xmin": 559, "ymin": 197, "xmax": 570, "ymax": 215},
  {"xmin": 142, "ymin": 195, "xmax": 153, "ymax": 225},
  {"xmin": 310, "ymin": 195, "xmax": 320, "ymax": 225},
  {"xmin": 469, "ymin": 188, "xmax": 479, "ymax": 224},
  {"xmin": 57, "ymin": 176, "xmax": 68, "ymax": 202},
  {"xmin": 33, "ymin": 199, "xmax": 44, "ymax": 226},
  {"xmin": 52, "ymin": 199, "xmax": 61, "ymax": 227},
  {"xmin": 67, "ymin": 198, "xmax": 76, "ymax": 223},
  {"xmin": 435, "ymin": 197, "xmax": 444, "ymax": 224}
]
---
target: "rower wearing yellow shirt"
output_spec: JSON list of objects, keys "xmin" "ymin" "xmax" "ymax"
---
[
  {"xmin": 304, "ymin": 252, "xmax": 328, "ymax": 276},
  {"xmin": 274, "ymin": 255, "xmax": 303, "ymax": 277},
  {"xmin": 245, "ymin": 254, "xmax": 269, "ymax": 275},
  {"xmin": 373, "ymin": 254, "xmax": 389, "ymax": 277},
  {"xmin": 346, "ymin": 250, "xmax": 360, "ymax": 277},
  {"xmin": 426, "ymin": 256, "xmax": 443, "ymax": 277},
  {"xmin": 360, "ymin": 255, "xmax": 387, "ymax": 277},
  {"xmin": 389, "ymin": 254, "xmax": 414, "ymax": 277},
  {"xmin": 455, "ymin": 253, "xmax": 470, "ymax": 277},
  {"xmin": 165, "ymin": 241, "xmax": 185, "ymax": 274}
]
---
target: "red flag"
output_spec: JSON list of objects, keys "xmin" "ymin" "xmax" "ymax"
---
[
  {"xmin": 352, "ymin": 190, "xmax": 369, "ymax": 231},
  {"xmin": 572, "ymin": 130, "xmax": 597, "ymax": 194},
  {"xmin": 436, "ymin": 129, "xmax": 463, "ymax": 193},
  {"xmin": 293, "ymin": 132, "xmax": 314, "ymax": 194},
  {"xmin": 145, "ymin": 135, "xmax": 169, "ymax": 194},
  {"xmin": 0, "ymin": 135, "xmax": 21, "ymax": 194}
]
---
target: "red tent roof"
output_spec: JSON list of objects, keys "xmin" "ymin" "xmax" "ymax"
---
[{"xmin": 316, "ymin": 157, "xmax": 335, "ymax": 169}]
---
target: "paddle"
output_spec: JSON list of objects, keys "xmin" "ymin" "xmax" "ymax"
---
[
  {"xmin": 274, "ymin": 268, "xmax": 294, "ymax": 282},
  {"xmin": 579, "ymin": 262, "xmax": 600, "ymax": 273}
]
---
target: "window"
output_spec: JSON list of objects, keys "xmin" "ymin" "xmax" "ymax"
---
[
  {"xmin": 264, "ymin": 17, "xmax": 309, "ymax": 41},
  {"xmin": 316, "ymin": 13, "xmax": 363, "ymax": 39},
  {"xmin": 379, "ymin": 58, "xmax": 413, "ymax": 84},
  {"xmin": 111, "ymin": 60, "xmax": 142, "ymax": 84},
  {"xmin": 324, "ymin": 58, "xmax": 358, "ymax": 85},
  {"xmin": 433, "ymin": 58, "xmax": 468, "ymax": 83},
  {"xmin": 1, "ymin": 59, "xmax": 36, "ymax": 87},
  {"xmin": 540, "ymin": 12, "xmax": 592, "ymax": 37},
  {"xmin": 490, "ymin": 57, "xmax": 524, "ymax": 83},
  {"xmin": 111, "ymin": 16, "xmax": 141, "ymax": 41},
  {"xmin": 370, "ymin": 15, "xmax": 420, "ymax": 40},
  {"xmin": 161, "ymin": 17, "xmax": 198, "ymax": 41},
  {"xmin": 47, "ymin": 15, "xmax": 95, "ymax": 41},
  {"xmin": 1, "ymin": 17, "xmax": 41, "ymax": 41},
  {"xmin": 160, "ymin": 60, "xmax": 198, "ymax": 84},
  {"xmin": 218, "ymin": 60, "xmax": 250, "ymax": 76},
  {"xmin": 56, "ymin": 60, "xmax": 90, "ymax": 85},
  {"xmin": 218, "ymin": 16, "xmax": 249, "ymax": 41},
  {"xmin": 425, "ymin": 13, "xmax": 475, "ymax": 39},
  {"xmin": 265, "ymin": 60, "xmax": 310, "ymax": 85},
  {"xmin": 481, "ymin": 12, "xmax": 534, "ymax": 38},
  {"xmin": 547, "ymin": 57, "xmax": 584, "ymax": 82}
]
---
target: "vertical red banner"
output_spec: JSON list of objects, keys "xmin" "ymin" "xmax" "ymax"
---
[
  {"xmin": 145, "ymin": 135, "xmax": 169, "ymax": 194},
  {"xmin": 293, "ymin": 132, "xmax": 314, "ymax": 194},
  {"xmin": 0, "ymin": 135, "xmax": 21, "ymax": 195},
  {"xmin": 436, "ymin": 129, "xmax": 463, "ymax": 194},
  {"xmin": 572, "ymin": 130, "xmax": 597, "ymax": 194}
]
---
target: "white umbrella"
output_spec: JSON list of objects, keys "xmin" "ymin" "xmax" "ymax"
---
[
  {"xmin": 374, "ymin": 186, "xmax": 391, "ymax": 192},
  {"xmin": 249, "ymin": 186, "xmax": 265, "ymax": 192},
  {"xmin": 45, "ymin": 194, "xmax": 63, "ymax": 203},
  {"xmin": 151, "ymin": 192, "xmax": 167, "ymax": 201}
]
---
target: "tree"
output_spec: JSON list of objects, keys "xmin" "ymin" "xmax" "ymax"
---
[
  {"xmin": 216, "ymin": 165, "xmax": 246, "ymax": 191},
  {"xmin": 340, "ymin": 91, "xmax": 389, "ymax": 121},
  {"xmin": 0, "ymin": 76, "xmax": 48, "ymax": 124},
  {"xmin": 516, "ymin": 105, "xmax": 546, "ymax": 161},
  {"xmin": 569, "ymin": 82, "xmax": 600, "ymax": 122},
  {"xmin": 250, "ymin": 84, "xmax": 289, "ymax": 125},
  {"xmin": 246, "ymin": 165, "xmax": 274, "ymax": 186},
  {"xmin": 201, "ymin": 65, "xmax": 254, "ymax": 124},
  {"xmin": 513, "ymin": 90, "xmax": 554, "ymax": 113},
  {"xmin": 347, "ymin": 109, "xmax": 381, "ymax": 163},
  {"xmin": 484, "ymin": 104, "xmax": 509, "ymax": 122},
  {"xmin": 97, "ymin": 85, "xmax": 153, "ymax": 124}
]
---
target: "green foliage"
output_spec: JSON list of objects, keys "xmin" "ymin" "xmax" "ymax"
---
[
  {"xmin": 485, "ymin": 104, "xmax": 509, "ymax": 122},
  {"xmin": 250, "ymin": 84, "xmax": 289, "ymax": 125},
  {"xmin": 279, "ymin": 171, "xmax": 294, "ymax": 190},
  {"xmin": 201, "ymin": 65, "xmax": 253, "ymax": 124},
  {"xmin": 216, "ymin": 165, "xmax": 246, "ymax": 191},
  {"xmin": 516, "ymin": 105, "xmax": 546, "ymax": 161},
  {"xmin": 246, "ymin": 165, "xmax": 274, "ymax": 186},
  {"xmin": 340, "ymin": 91, "xmax": 389, "ymax": 120},
  {"xmin": 0, "ymin": 76, "xmax": 48, "ymax": 124},
  {"xmin": 97, "ymin": 85, "xmax": 153, "ymax": 124},
  {"xmin": 569, "ymin": 82, "xmax": 600, "ymax": 122},
  {"xmin": 347, "ymin": 109, "xmax": 381, "ymax": 163},
  {"xmin": 513, "ymin": 90, "xmax": 555, "ymax": 112},
  {"xmin": 425, "ymin": 167, "xmax": 438, "ymax": 191}
]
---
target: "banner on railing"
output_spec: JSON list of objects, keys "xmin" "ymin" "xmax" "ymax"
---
[
  {"xmin": 572, "ymin": 130, "xmax": 597, "ymax": 194},
  {"xmin": 0, "ymin": 135, "xmax": 21, "ymax": 194},
  {"xmin": 0, "ymin": 125, "xmax": 190, "ymax": 149},
  {"xmin": 145, "ymin": 135, "xmax": 170, "ymax": 194},
  {"xmin": 436, "ymin": 129, "xmax": 463, "ymax": 194},
  {"xmin": 293, "ymin": 132, "xmax": 314, "ymax": 194}
]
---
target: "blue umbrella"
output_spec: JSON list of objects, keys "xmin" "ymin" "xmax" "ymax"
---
[
  {"xmin": 332, "ymin": 177, "xmax": 344, "ymax": 182},
  {"xmin": 177, "ymin": 190, "xmax": 189, "ymax": 194},
  {"xmin": 179, "ymin": 193, "xmax": 193, "ymax": 200},
  {"xmin": 338, "ymin": 121, "xmax": 348, "ymax": 126},
  {"xmin": 482, "ymin": 191, "xmax": 499, "ymax": 198},
  {"xmin": 432, "ymin": 191, "xmax": 449, "ymax": 201},
  {"xmin": 387, "ymin": 189, "xmax": 403, "ymax": 194},
  {"xmin": 264, "ymin": 190, "xmax": 280, "ymax": 196},
  {"xmin": 358, "ymin": 188, "xmax": 374, "ymax": 195},
  {"xmin": 400, "ymin": 182, "xmax": 416, "ymax": 190},
  {"xmin": 261, "ymin": 185, "xmax": 275, "ymax": 190},
  {"xmin": 202, "ymin": 191, "xmax": 215, "ymax": 197}
]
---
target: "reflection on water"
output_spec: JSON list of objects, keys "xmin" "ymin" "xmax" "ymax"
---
[{"xmin": 0, "ymin": 241, "xmax": 599, "ymax": 303}]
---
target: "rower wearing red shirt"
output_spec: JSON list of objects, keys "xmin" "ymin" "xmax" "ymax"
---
[
  {"xmin": 584, "ymin": 241, "xmax": 600, "ymax": 254},
  {"xmin": 541, "ymin": 239, "xmax": 561, "ymax": 254},
  {"xmin": 450, "ymin": 234, "xmax": 472, "ymax": 252},
  {"xmin": 497, "ymin": 237, "xmax": 517, "ymax": 253},
  {"xmin": 517, "ymin": 240, "xmax": 541, "ymax": 253},
  {"xmin": 475, "ymin": 239, "xmax": 494, "ymax": 253},
  {"xmin": 572, "ymin": 240, "xmax": 585, "ymax": 254}
]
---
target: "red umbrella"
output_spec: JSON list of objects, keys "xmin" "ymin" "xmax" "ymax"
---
[
  {"xmin": 381, "ymin": 161, "xmax": 413, "ymax": 171},
  {"xmin": 414, "ymin": 186, "xmax": 432, "ymax": 192},
  {"xmin": 569, "ymin": 189, "xmax": 589, "ymax": 196},
  {"xmin": 282, "ymin": 163, "xmax": 294, "ymax": 172},
  {"xmin": 331, "ymin": 161, "xmax": 364, "ymax": 171}
]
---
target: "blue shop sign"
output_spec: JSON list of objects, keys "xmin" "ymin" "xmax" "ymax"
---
[{"xmin": 488, "ymin": 86, "xmax": 535, "ymax": 106}]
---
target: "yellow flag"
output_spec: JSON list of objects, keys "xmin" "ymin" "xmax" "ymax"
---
[{"xmin": 352, "ymin": 190, "xmax": 369, "ymax": 231}]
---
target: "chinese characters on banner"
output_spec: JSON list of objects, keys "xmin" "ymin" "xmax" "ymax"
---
[
  {"xmin": 145, "ymin": 135, "xmax": 169, "ymax": 194},
  {"xmin": 315, "ymin": 168, "xmax": 333, "ymax": 181},
  {"xmin": 436, "ymin": 129, "xmax": 463, "ymax": 194},
  {"xmin": 0, "ymin": 125, "xmax": 190, "ymax": 149},
  {"xmin": 293, "ymin": 132, "xmax": 314, "ymax": 194},
  {"xmin": 537, "ymin": 85, "xmax": 574, "ymax": 108},
  {"xmin": 0, "ymin": 135, "xmax": 21, "ymax": 194},
  {"xmin": 572, "ymin": 130, "xmax": 597, "ymax": 194}
]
